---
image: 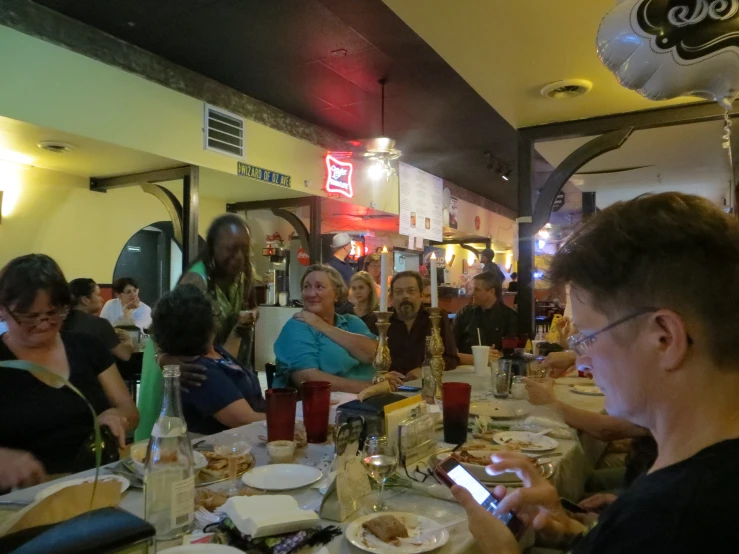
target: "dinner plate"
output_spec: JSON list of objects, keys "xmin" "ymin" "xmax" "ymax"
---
[
  {"xmin": 492, "ymin": 431, "xmax": 559, "ymax": 453},
  {"xmin": 163, "ymin": 546, "xmax": 243, "ymax": 554},
  {"xmin": 35, "ymin": 474, "xmax": 130, "ymax": 501},
  {"xmin": 241, "ymin": 464, "xmax": 322, "ymax": 491},
  {"xmin": 469, "ymin": 401, "xmax": 529, "ymax": 419},
  {"xmin": 571, "ymin": 385, "xmax": 604, "ymax": 396},
  {"xmin": 346, "ymin": 512, "xmax": 450, "ymax": 553}
]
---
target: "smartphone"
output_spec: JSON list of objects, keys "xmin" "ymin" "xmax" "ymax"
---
[
  {"xmin": 560, "ymin": 498, "xmax": 588, "ymax": 514},
  {"xmin": 397, "ymin": 385, "xmax": 422, "ymax": 392},
  {"xmin": 435, "ymin": 457, "xmax": 525, "ymax": 537}
]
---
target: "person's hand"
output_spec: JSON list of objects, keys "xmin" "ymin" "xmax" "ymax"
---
[
  {"xmin": 239, "ymin": 310, "xmax": 258, "ymax": 325},
  {"xmin": 0, "ymin": 448, "xmax": 46, "ymax": 490},
  {"xmin": 386, "ymin": 371, "xmax": 405, "ymax": 390},
  {"xmin": 487, "ymin": 452, "xmax": 586, "ymax": 547},
  {"xmin": 451, "ymin": 485, "xmax": 520, "ymax": 554},
  {"xmin": 523, "ymin": 377, "xmax": 557, "ymax": 406},
  {"xmin": 489, "ymin": 349, "xmax": 502, "ymax": 361},
  {"xmin": 98, "ymin": 409, "xmax": 129, "ymax": 449},
  {"xmin": 114, "ymin": 328, "xmax": 133, "ymax": 346},
  {"xmin": 541, "ymin": 351, "xmax": 577, "ymax": 378},
  {"xmin": 123, "ymin": 297, "xmax": 140, "ymax": 311},
  {"xmin": 157, "ymin": 353, "xmax": 207, "ymax": 391},
  {"xmin": 405, "ymin": 368, "xmax": 422, "ymax": 381},
  {"xmin": 579, "ymin": 492, "xmax": 618, "ymax": 513},
  {"xmin": 293, "ymin": 310, "xmax": 329, "ymax": 333}
]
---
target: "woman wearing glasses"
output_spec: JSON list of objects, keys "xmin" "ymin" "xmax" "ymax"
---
[{"xmin": 0, "ymin": 255, "xmax": 138, "ymax": 485}]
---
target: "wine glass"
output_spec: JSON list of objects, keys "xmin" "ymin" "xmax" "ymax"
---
[
  {"xmin": 213, "ymin": 432, "xmax": 251, "ymax": 495},
  {"xmin": 362, "ymin": 435, "xmax": 398, "ymax": 512}
]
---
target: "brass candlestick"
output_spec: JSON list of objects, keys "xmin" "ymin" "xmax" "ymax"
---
[
  {"xmin": 426, "ymin": 306, "xmax": 445, "ymax": 399},
  {"xmin": 372, "ymin": 311, "xmax": 392, "ymax": 383}
]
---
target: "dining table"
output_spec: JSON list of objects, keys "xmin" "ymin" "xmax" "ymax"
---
[{"xmin": 0, "ymin": 366, "xmax": 607, "ymax": 554}]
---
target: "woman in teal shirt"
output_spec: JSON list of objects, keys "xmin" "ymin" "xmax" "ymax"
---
[{"xmin": 274, "ymin": 265, "xmax": 403, "ymax": 393}]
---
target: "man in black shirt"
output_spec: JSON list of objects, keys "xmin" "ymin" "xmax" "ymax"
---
[
  {"xmin": 454, "ymin": 272, "xmax": 517, "ymax": 365},
  {"xmin": 480, "ymin": 248, "xmax": 505, "ymax": 284},
  {"xmin": 451, "ymin": 192, "xmax": 739, "ymax": 553},
  {"xmin": 325, "ymin": 232, "xmax": 354, "ymax": 284}
]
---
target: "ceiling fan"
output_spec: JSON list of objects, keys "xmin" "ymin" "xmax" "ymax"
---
[{"xmin": 573, "ymin": 165, "xmax": 654, "ymax": 175}]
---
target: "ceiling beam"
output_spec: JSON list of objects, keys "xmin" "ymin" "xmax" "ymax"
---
[
  {"xmin": 90, "ymin": 166, "xmax": 191, "ymax": 192},
  {"xmin": 226, "ymin": 196, "xmax": 314, "ymax": 212},
  {"xmin": 521, "ymin": 102, "xmax": 739, "ymax": 142}
]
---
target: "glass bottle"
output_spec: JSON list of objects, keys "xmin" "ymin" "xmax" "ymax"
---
[
  {"xmin": 144, "ymin": 365, "xmax": 195, "ymax": 542},
  {"xmin": 421, "ymin": 337, "xmax": 435, "ymax": 404}
]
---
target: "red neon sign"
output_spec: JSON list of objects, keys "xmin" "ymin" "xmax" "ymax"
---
[{"xmin": 324, "ymin": 155, "xmax": 354, "ymax": 198}]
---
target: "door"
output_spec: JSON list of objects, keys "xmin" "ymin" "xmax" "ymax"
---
[{"xmin": 113, "ymin": 228, "xmax": 169, "ymax": 307}]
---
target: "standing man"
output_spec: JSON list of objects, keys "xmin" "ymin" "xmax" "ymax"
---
[
  {"xmin": 325, "ymin": 232, "xmax": 355, "ymax": 285},
  {"xmin": 480, "ymin": 248, "xmax": 505, "ymax": 284},
  {"xmin": 387, "ymin": 271, "xmax": 457, "ymax": 380},
  {"xmin": 454, "ymin": 272, "xmax": 517, "ymax": 365}
]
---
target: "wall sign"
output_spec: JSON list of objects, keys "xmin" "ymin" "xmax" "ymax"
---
[
  {"xmin": 552, "ymin": 192, "xmax": 566, "ymax": 212},
  {"xmin": 398, "ymin": 162, "xmax": 443, "ymax": 242},
  {"xmin": 237, "ymin": 162, "xmax": 292, "ymax": 187},
  {"xmin": 324, "ymin": 155, "xmax": 354, "ymax": 198},
  {"xmin": 297, "ymin": 248, "xmax": 310, "ymax": 266}
]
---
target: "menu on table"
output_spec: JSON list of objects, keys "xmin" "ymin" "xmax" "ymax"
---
[{"xmin": 398, "ymin": 162, "xmax": 443, "ymax": 242}]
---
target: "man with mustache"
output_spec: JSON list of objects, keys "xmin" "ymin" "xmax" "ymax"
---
[{"xmin": 386, "ymin": 271, "xmax": 457, "ymax": 380}]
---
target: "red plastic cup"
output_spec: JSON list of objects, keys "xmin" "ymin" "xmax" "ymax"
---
[
  {"xmin": 442, "ymin": 382, "xmax": 472, "ymax": 445},
  {"xmin": 302, "ymin": 381, "xmax": 332, "ymax": 443},
  {"xmin": 266, "ymin": 388, "xmax": 297, "ymax": 442}
]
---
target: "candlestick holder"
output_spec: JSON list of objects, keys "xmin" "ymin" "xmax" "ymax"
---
[
  {"xmin": 426, "ymin": 306, "xmax": 445, "ymax": 400},
  {"xmin": 372, "ymin": 311, "xmax": 392, "ymax": 384}
]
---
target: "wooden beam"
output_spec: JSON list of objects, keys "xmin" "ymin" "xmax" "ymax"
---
[
  {"xmin": 227, "ymin": 196, "xmax": 314, "ymax": 212},
  {"xmin": 140, "ymin": 184, "xmax": 184, "ymax": 244},
  {"xmin": 182, "ymin": 166, "xmax": 200, "ymax": 269},
  {"xmin": 90, "ymin": 166, "xmax": 190, "ymax": 192},
  {"xmin": 517, "ymin": 133, "xmax": 535, "ymax": 338}
]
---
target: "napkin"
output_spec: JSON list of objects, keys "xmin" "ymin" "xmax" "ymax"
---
[{"xmin": 223, "ymin": 495, "xmax": 318, "ymax": 539}]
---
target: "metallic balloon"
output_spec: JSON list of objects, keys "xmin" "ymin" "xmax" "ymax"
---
[{"xmin": 597, "ymin": 0, "xmax": 739, "ymax": 107}]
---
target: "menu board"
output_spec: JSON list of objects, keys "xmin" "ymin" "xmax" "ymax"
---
[{"xmin": 398, "ymin": 162, "xmax": 443, "ymax": 242}]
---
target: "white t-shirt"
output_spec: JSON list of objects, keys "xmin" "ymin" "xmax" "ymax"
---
[{"xmin": 100, "ymin": 298, "xmax": 152, "ymax": 330}]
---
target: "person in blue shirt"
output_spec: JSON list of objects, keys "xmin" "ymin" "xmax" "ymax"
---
[
  {"xmin": 274, "ymin": 265, "xmax": 404, "ymax": 393},
  {"xmin": 149, "ymin": 284, "xmax": 265, "ymax": 435}
]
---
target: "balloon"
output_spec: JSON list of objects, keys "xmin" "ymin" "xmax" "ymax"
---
[{"xmin": 597, "ymin": 0, "xmax": 739, "ymax": 108}]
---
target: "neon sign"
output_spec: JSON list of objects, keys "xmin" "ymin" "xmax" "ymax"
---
[{"xmin": 324, "ymin": 155, "xmax": 354, "ymax": 198}]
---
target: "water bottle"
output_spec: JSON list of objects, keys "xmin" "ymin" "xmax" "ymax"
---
[
  {"xmin": 421, "ymin": 336, "xmax": 435, "ymax": 404},
  {"xmin": 144, "ymin": 365, "xmax": 195, "ymax": 541}
]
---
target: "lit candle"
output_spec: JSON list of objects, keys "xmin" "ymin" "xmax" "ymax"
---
[
  {"xmin": 430, "ymin": 253, "xmax": 438, "ymax": 308},
  {"xmin": 380, "ymin": 246, "xmax": 389, "ymax": 311}
]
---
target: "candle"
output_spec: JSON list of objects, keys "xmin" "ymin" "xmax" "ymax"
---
[
  {"xmin": 430, "ymin": 253, "xmax": 438, "ymax": 308},
  {"xmin": 380, "ymin": 246, "xmax": 389, "ymax": 311}
]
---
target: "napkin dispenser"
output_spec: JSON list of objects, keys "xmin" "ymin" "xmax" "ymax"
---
[
  {"xmin": 336, "ymin": 393, "xmax": 407, "ymax": 446},
  {"xmin": 0, "ymin": 507, "xmax": 154, "ymax": 554},
  {"xmin": 224, "ymin": 495, "xmax": 318, "ymax": 538}
]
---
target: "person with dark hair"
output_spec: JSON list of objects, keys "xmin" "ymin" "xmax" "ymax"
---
[
  {"xmin": 65, "ymin": 278, "xmax": 134, "ymax": 361},
  {"xmin": 0, "ymin": 255, "xmax": 138, "ymax": 480},
  {"xmin": 480, "ymin": 248, "xmax": 505, "ymax": 283},
  {"xmin": 507, "ymin": 272, "xmax": 518, "ymax": 292},
  {"xmin": 150, "ymin": 285, "xmax": 265, "ymax": 435},
  {"xmin": 421, "ymin": 278, "xmax": 432, "ymax": 306},
  {"xmin": 454, "ymin": 271, "xmax": 517, "ymax": 366},
  {"xmin": 100, "ymin": 277, "xmax": 152, "ymax": 331},
  {"xmin": 274, "ymin": 264, "xmax": 403, "ymax": 392},
  {"xmin": 386, "ymin": 271, "xmax": 457, "ymax": 379},
  {"xmin": 136, "ymin": 213, "xmax": 258, "ymax": 441},
  {"xmin": 453, "ymin": 192, "xmax": 739, "ymax": 554}
]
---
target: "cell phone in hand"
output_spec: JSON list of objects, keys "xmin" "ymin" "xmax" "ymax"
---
[
  {"xmin": 435, "ymin": 456, "xmax": 525, "ymax": 538},
  {"xmin": 560, "ymin": 497, "xmax": 588, "ymax": 514}
]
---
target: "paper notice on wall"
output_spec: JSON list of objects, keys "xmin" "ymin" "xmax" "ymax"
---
[{"xmin": 398, "ymin": 162, "xmax": 443, "ymax": 242}]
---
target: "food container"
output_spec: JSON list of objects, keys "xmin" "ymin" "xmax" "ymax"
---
[
  {"xmin": 130, "ymin": 441, "xmax": 207, "ymax": 476},
  {"xmin": 267, "ymin": 440, "xmax": 296, "ymax": 464}
]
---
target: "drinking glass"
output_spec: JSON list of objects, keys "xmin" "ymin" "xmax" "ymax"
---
[
  {"xmin": 362, "ymin": 435, "xmax": 398, "ymax": 512},
  {"xmin": 213, "ymin": 431, "xmax": 251, "ymax": 495},
  {"xmin": 266, "ymin": 388, "xmax": 297, "ymax": 442},
  {"xmin": 302, "ymin": 381, "xmax": 332, "ymax": 443},
  {"xmin": 442, "ymin": 382, "xmax": 472, "ymax": 444}
]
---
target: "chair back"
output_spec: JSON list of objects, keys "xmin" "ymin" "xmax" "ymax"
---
[{"xmin": 265, "ymin": 363, "xmax": 276, "ymax": 390}]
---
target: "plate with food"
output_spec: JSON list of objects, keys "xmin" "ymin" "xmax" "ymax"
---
[
  {"xmin": 198, "ymin": 451, "xmax": 256, "ymax": 486},
  {"xmin": 469, "ymin": 401, "xmax": 524, "ymax": 419},
  {"xmin": 492, "ymin": 431, "xmax": 558, "ymax": 453},
  {"xmin": 346, "ymin": 512, "xmax": 449, "ymax": 553},
  {"xmin": 431, "ymin": 450, "xmax": 554, "ymax": 483},
  {"xmin": 571, "ymin": 385, "xmax": 604, "ymax": 396},
  {"xmin": 241, "ymin": 464, "xmax": 322, "ymax": 491},
  {"xmin": 35, "ymin": 474, "xmax": 130, "ymax": 501}
]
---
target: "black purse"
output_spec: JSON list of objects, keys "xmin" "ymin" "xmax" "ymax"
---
[{"xmin": 73, "ymin": 424, "xmax": 120, "ymax": 472}]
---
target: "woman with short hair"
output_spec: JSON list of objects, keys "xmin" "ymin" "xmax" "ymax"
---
[{"xmin": 100, "ymin": 277, "xmax": 152, "ymax": 331}]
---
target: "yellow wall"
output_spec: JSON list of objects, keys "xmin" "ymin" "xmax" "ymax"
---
[{"xmin": 0, "ymin": 163, "xmax": 225, "ymax": 282}]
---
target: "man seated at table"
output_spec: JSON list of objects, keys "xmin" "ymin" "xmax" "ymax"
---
[
  {"xmin": 454, "ymin": 272, "xmax": 517, "ymax": 365},
  {"xmin": 387, "ymin": 271, "xmax": 457, "ymax": 380},
  {"xmin": 452, "ymin": 192, "xmax": 739, "ymax": 554}
]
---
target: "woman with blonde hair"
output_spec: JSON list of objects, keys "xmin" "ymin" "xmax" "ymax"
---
[{"xmin": 349, "ymin": 271, "xmax": 379, "ymax": 334}]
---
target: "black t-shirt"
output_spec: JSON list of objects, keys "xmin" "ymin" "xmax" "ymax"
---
[
  {"xmin": 573, "ymin": 437, "xmax": 739, "ymax": 554},
  {"xmin": 63, "ymin": 309, "xmax": 120, "ymax": 351},
  {"xmin": 0, "ymin": 332, "xmax": 114, "ymax": 474},
  {"xmin": 454, "ymin": 301, "xmax": 518, "ymax": 353}
]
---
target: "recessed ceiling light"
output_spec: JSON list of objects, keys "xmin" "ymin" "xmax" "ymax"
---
[
  {"xmin": 37, "ymin": 141, "xmax": 76, "ymax": 154},
  {"xmin": 541, "ymin": 79, "xmax": 592, "ymax": 99}
]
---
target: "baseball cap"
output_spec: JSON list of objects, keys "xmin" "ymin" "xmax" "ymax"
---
[{"xmin": 331, "ymin": 232, "xmax": 352, "ymax": 249}]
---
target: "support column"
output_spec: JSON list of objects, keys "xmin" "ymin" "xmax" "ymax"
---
[
  {"xmin": 309, "ymin": 197, "xmax": 322, "ymax": 264},
  {"xmin": 582, "ymin": 191, "xmax": 597, "ymax": 220},
  {"xmin": 182, "ymin": 166, "xmax": 200, "ymax": 270},
  {"xmin": 517, "ymin": 133, "xmax": 535, "ymax": 338}
]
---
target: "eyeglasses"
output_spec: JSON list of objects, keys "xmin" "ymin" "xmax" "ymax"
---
[
  {"xmin": 7, "ymin": 308, "xmax": 69, "ymax": 328},
  {"xmin": 568, "ymin": 307, "xmax": 658, "ymax": 356},
  {"xmin": 402, "ymin": 459, "xmax": 438, "ymax": 484}
]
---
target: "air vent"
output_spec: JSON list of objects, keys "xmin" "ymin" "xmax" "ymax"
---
[
  {"xmin": 37, "ymin": 141, "xmax": 75, "ymax": 154},
  {"xmin": 203, "ymin": 104, "xmax": 245, "ymax": 158},
  {"xmin": 541, "ymin": 79, "xmax": 592, "ymax": 99}
]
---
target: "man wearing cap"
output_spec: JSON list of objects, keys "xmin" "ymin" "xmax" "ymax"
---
[
  {"xmin": 326, "ymin": 232, "xmax": 355, "ymax": 284},
  {"xmin": 480, "ymin": 248, "xmax": 505, "ymax": 284}
]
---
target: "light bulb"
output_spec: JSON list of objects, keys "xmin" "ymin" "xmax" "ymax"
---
[
  {"xmin": 538, "ymin": 230, "xmax": 550, "ymax": 239},
  {"xmin": 368, "ymin": 160, "xmax": 385, "ymax": 180},
  {"xmin": 537, "ymin": 239, "xmax": 546, "ymax": 250}
]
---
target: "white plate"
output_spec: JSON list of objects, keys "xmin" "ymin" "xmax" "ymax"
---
[
  {"xmin": 346, "ymin": 512, "xmax": 450, "ymax": 553},
  {"xmin": 35, "ymin": 474, "xmax": 130, "ymax": 501},
  {"xmin": 469, "ymin": 401, "xmax": 529, "ymax": 419},
  {"xmin": 571, "ymin": 385, "xmax": 604, "ymax": 396},
  {"xmin": 241, "ymin": 464, "xmax": 322, "ymax": 491},
  {"xmin": 492, "ymin": 431, "xmax": 558, "ymax": 453},
  {"xmin": 163, "ymin": 546, "xmax": 244, "ymax": 554}
]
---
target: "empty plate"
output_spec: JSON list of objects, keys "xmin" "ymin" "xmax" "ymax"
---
[
  {"xmin": 492, "ymin": 431, "xmax": 558, "ymax": 453},
  {"xmin": 242, "ymin": 464, "xmax": 322, "ymax": 491}
]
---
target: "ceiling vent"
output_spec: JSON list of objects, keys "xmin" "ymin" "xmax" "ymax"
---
[
  {"xmin": 203, "ymin": 104, "xmax": 245, "ymax": 158},
  {"xmin": 541, "ymin": 79, "xmax": 592, "ymax": 99},
  {"xmin": 37, "ymin": 141, "xmax": 75, "ymax": 154}
]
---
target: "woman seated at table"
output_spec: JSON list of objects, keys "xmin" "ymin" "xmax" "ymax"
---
[
  {"xmin": 0, "ymin": 254, "xmax": 139, "ymax": 479},
  {"xmin": 274, "ymin": 265, "xmax": 403, "ymax": 393},
  {"xmin": 348, "ymin": 271, "xmax": 379, "ymax": 334},
  {"xmin": 150, "ymin": 284, "xmax": 265, "ymax": 435}
]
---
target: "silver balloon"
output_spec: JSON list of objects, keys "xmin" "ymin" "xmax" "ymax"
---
[{"xmin": 597, "ymin": 0, "xmax": 739, "ymax": 107}]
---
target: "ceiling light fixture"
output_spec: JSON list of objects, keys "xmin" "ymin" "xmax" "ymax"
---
[
  {"xmin": 362, "ymin": 78, "xmax": 401, "ymax": 181},
  {"xmin": 540, "ymin": 79, "xmax": 593, "ymax": 100}
]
